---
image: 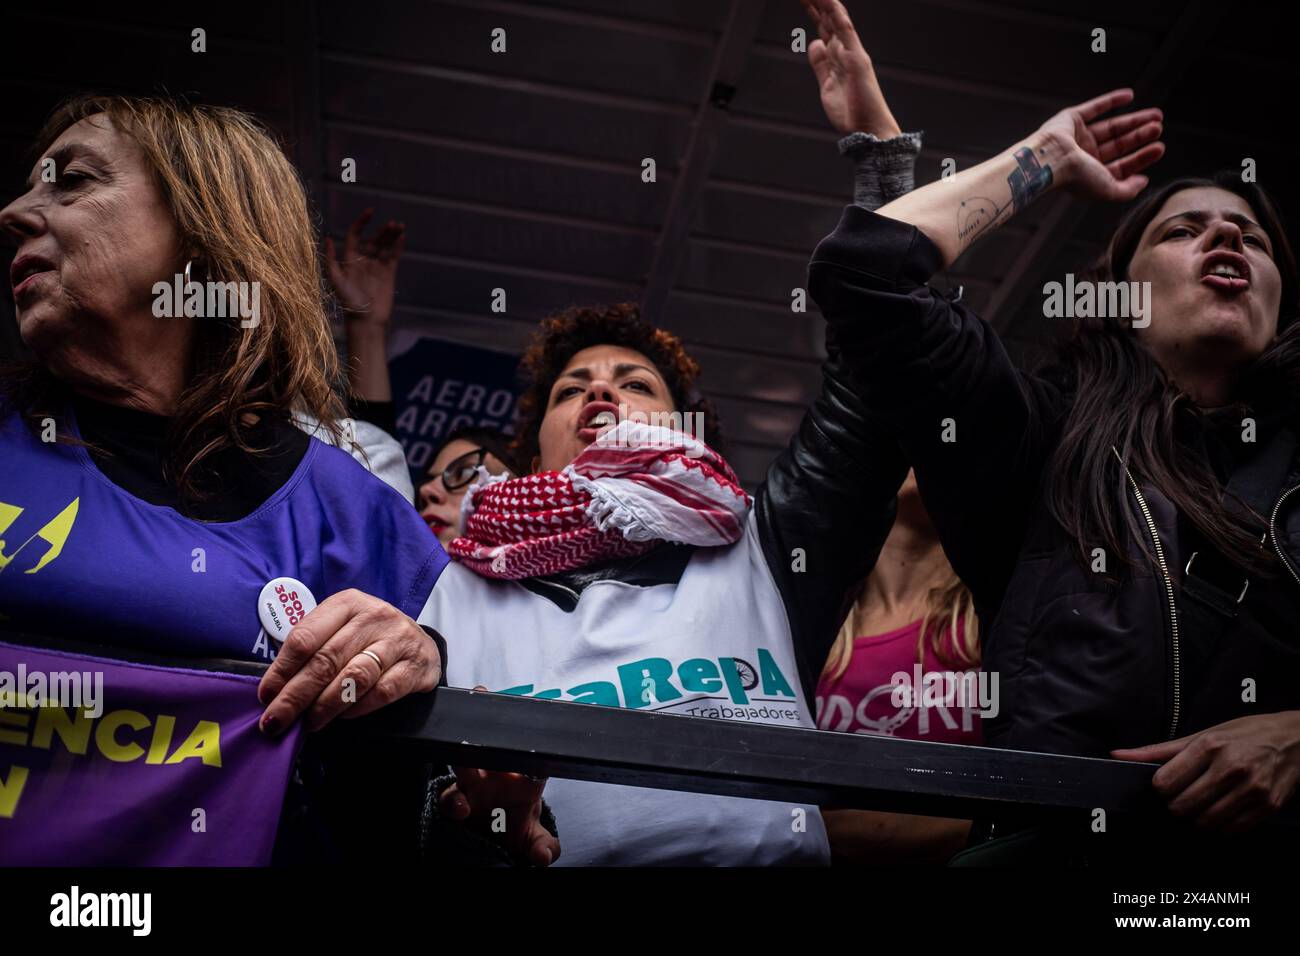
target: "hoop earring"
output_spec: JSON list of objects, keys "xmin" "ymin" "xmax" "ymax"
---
[{"xmin": 183, "ymin": 260, "xmax": 208, "ymax": 293}]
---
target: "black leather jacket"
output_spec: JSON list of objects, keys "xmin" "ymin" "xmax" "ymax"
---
[{"xmin": 808, "ymin": 205, "xmax": 1300, "ymax": 759}]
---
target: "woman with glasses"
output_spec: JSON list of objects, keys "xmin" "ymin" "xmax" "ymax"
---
[{"xmin": 416, "ymin": 427, "xmax": 518, "ymax": 545}]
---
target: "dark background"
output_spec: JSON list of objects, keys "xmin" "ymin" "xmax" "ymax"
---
[{"xmin": 2, "ymin": 0, "xmax": 1295, "ymax": 487}]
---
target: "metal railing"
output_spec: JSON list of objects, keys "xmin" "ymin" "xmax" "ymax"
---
[
  {"xmin": 329, "ymin": 684, "xmax": 1165, "ymax": 823},
  {"xmin": 6, "ymin": 628, "xmax": 1296, "ymax": 828}
]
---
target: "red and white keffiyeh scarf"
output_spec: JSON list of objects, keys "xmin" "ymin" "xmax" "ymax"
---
[{"xmin": 447, "ymin": 421, "xmax": 751, "ymax": 580}]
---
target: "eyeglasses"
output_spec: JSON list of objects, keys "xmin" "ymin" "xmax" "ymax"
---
[{"xmin": 438, "ymin": 447, "xmax": 488, "ymax": 492}]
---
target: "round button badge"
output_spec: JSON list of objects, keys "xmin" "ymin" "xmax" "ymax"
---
[{"xmin": 257, "ymin": 577, "xmax": 317, "ymax": 643}]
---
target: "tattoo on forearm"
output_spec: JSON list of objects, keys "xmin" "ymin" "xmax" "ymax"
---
[
  {"xmin": 1006, "ymin": 146, "xmax": 1053, "ymax": 211},
  {"xmin": 955, "ymin": 146, "xmax": 1053, "ymax": 250},
  {"xmin": 957, "ymin": 196, "xmax": 1005, "ymax": 246}
]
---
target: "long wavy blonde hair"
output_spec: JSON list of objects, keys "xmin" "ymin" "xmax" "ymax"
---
[
  {"xmin": 6, "ymin": 93, "xmax": 342, "ymax": 501},
  {"xmin": 821, "ymin": 573, "xmax": 979, "ymax": 684}
]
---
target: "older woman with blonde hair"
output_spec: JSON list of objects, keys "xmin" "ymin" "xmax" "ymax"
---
[{"xmin": 0, "ymin": 93, "xmax": 542, "ymax": 863}]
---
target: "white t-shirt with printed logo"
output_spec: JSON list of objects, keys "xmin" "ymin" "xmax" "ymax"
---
[{"xmin": 418, "ymin": 512, "xmax": 830, "ymax": 866}]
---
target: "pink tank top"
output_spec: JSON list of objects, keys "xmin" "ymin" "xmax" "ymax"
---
[{"xmin": 815, "ymin": 619, "xmax": 984, "ymax": 746}]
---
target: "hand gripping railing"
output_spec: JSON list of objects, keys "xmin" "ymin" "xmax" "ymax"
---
[{"xmin": 8, "ymin": 629, "xmax": 1296, "ymax": 828}]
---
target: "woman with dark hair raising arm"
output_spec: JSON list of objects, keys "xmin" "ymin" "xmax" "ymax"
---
[{"xmin": 809, "ymin": 88, "xmax": 1300, "ymax": 860}]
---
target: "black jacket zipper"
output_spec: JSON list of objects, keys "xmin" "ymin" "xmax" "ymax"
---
[
  {"xmin": 1269, "ymin": 484, "xmax": 1300, "ymax": 589},
  {"xmin": 1114, "ymin": 462, "xmax": 1300, "ymax": 742},
  {"xmin": 1114, "ymin": 449, "xmax": 1181, "ymax": 740}
]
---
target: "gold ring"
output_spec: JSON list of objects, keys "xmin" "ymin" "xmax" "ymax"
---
[{"xmin": 361, "ymin": 648, "xmax": 383, "ymax": 669}]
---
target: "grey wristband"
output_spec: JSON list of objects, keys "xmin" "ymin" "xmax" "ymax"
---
[{"xmin": 838, "ymin": 130, "xmax": 923, "ymax": 210}]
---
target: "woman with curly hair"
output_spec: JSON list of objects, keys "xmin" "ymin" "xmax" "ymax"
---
[
  {"xmin": 412, "ymin": 0, "xmax": 956, "ymax": 867},
  {"xmin": 421, "ymin": 292, "xmax": 905, "ymax": 865}
]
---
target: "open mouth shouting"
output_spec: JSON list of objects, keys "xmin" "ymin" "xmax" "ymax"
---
[
  {"xmin": 577, "ymin": 401, "xmax": 621, "ymax": 443},
  {"xmin": 1200, "ymin": 251, "xmax": 1251, "ymax": 294}
]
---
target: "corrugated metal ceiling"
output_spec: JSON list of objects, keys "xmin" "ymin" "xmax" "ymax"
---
[{"xmin": 2, "ymin": 0, "xmax": 1295, "ymax": 484}]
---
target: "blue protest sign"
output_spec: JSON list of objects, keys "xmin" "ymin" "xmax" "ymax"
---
[{"xmin": 388, "ymin": 337, "xmax": 521, "ymax": 478}]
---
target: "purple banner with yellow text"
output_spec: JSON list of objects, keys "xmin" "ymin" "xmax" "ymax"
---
[{"xmin": 0, "ymin": 639, "xmax": 302, "ymax": 866}]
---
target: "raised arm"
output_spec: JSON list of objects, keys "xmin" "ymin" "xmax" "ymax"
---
[
  {"xmin": 806, "ymin": 89, "xmax": 1165, "ymax": 614},
  {"xmin": 804, "ymin": 0, "xmax": 900, "ymax": 139},
  {"xmin": 804, "ymin": 0, "xmax": 922, "ymax": 209},
  {"xmin": 327, "ymin": 209, "xmax": 405, "ymax": 430},
  {"xmin": 755, "ymin": 0, "xmax": 918, "ymax": 697},
  {"xmin": 877, "ymin": 88, "xmax": 1164, "ymax": 265}
]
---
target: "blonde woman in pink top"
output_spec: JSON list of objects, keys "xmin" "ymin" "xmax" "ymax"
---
[{"xmin": 816, "ymin": 469, "xmax": 982, "ymax": 864}]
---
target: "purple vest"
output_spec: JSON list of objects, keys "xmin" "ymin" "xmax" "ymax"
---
[{"xmin": 0, "ymin": 409, "xmax": 446, "ymax": 662}]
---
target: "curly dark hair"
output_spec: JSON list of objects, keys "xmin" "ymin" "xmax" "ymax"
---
[{"xmin": 511, "ymin": 302, "xmax": 722, "ymax": 468}]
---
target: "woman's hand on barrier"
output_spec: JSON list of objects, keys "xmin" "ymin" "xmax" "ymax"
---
[
  {"xmin": 1112, "ymin": 711, "xmax": 1300, "ymax": 832},
  {"xmin": 439, "ymin": 686, "xmax": 561, "ymax": 867},
  {"xmin": 1034, "ymin": 88, "xmax": 1165, "ymax": 203},
  {"xmin": 256, "ymin": 589, "xmax": 441, "ymax": 734},
  {"xmin": 326, "ymin": 208, "xmax": 405, "ymax": 326},
  {"xmin": 441, "ymin": 766, "xmax": 561, "ymax": 867},
  {"xmin": 802, "ymin": 0, "xmax": 901, "ymax": 138}
]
